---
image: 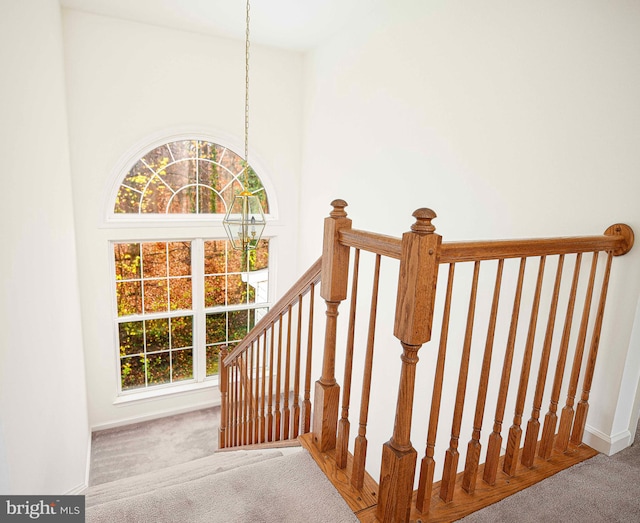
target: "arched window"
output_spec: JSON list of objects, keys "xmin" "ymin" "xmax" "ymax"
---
[
  {"xmin": 111, "ymin": 138, "xmax": 271, "ymax": 393},
  {"xmin": 114, "ymin": 139, "xmax": 269, "ymax": 215}
]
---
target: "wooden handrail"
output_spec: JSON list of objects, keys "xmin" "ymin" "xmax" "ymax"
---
[
  {"xmin": 339, "ymin": 228, "xmax": 402, "ymax": 259},
  {"xmin": 223, "ymin": 257, "xmax": 322, "ymax": 365},
  {"xmin": 439, "ymin": 225, "xmax": 633, "ymax": 263},
  {"xmin": 339, "ymin": 224, "xmax": 633, "ymax": 263}
]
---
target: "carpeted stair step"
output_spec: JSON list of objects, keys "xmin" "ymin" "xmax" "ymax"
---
[
  {"xmin": 85, "ymin": 449, "xmax": 286, "ymax": 508},
  {"xmin": 86, "ymin": 448, "xmax": 358, "ymax": 523}
]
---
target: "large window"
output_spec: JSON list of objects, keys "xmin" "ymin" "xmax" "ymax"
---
[{"xmin": 111, "ymin": 139, "xmax": 271, "ymax": 394}]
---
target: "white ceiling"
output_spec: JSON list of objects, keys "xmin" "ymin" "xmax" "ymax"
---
[{"xmin": 59, "ymin": 0, "xmax": 380, "ymax": 51}]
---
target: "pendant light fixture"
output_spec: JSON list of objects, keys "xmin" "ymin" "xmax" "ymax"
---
[{"xmin": 223, "ymin": 0, "xmax": 266, "ymax": 251}]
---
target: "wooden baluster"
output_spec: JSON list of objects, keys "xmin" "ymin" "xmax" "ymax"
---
[
  {"xmin": 539, "ymin": 254, "xmax": 582, "ymax": 459},
  {"xmin": 314, "ymin": 199, "xmax": 352, "ymax": 452},
  {"xmin": 337, "ymin": 250, "xmax": 360, "ymax": 469},
  {"xmin": 303, "ymin": 283, "xmax": 315, "ymax": 434},
  {"xmin": 377, "ymin": 209, "xmax": 441, "ymax": 523},
  {"xmin": 522, "ymin": 255, "xmax": 565, "ymax": 467},
  {"xmin": 218, "ymin": 348, "xmax": 228, "ymax": 449},
  {"xmin": 239, "ymin": 353, "xmax": 245, "ymax": 446},
  {"xmin": 283, "ymin": 305, "xmax": 293, "ymax": 439},
  {"xmin": 416, "ymin": 263, "xmax": 455, "ymax": 514},
  {"xmin": 440, "ymin": 261, "xmax": 480, "ymax": 502},
  {"xmin": 556, "ymin": 253, "xmax": 599, "ymax": 452},
  {"xmin": 352, "ymin": 254, "xmax": 382, "ymax": 489},
  {"xmin": 292, "ymin": 296, "xmax": 303, "ymax": 438},
  {"xmin": 253, "ymin": 339, "xmax": 260, "ymax": 444},
  {"xmin": 572, "ymin": 252, "xmax": 613, "ymax": 444},
  {"xmin": 247, "ymin": 344, "xmax": 254, "ymax": 444},
  {"xmin": 247, "ymin": 343, "xmax": 254, "ymax": 444},
  {"xmin": 462, "ymin": 259, "xmax": 504, "ymax": 494},
  {"xmin": 503, "ymin": 257, "xmax": 546, "ymax": 476},
  {"xmin": 483, "ymin": 258, "xmax": 527, "ymax": 485},
  {"xmin": 231, "ymin": 362, "xmax": 236, "ymax": 447},
  {"xmin": 267, "ymin": 324, "xmax": 275, "ymax": 442},
  {"xmin": 240, "ymin": 352, "xmax": 250, "ymax": 445},
  {"xmin": 275, "ymin": 315, "xmax": 283, "ymax": 441},
  {"xmin": 260, "ymin": 331, "xmax": 267, "ymax": 443}
]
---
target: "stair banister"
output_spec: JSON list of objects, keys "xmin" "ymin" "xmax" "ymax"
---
[
  {"xmin": 376, "ymin": 208, "xmax": 442, "ymax": 522},
  {"xmin": 313, "ymin": 199, "xmax": 352, "ymax": 452}
]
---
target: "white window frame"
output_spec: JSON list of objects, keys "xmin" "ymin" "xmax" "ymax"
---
[{"xmin": 105, "ymin": 131, "xmax": 278, "ymax": 402}]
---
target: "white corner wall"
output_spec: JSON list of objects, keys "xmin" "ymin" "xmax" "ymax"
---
[
  {"xmin": 300, "ymin": 0, "xmax": 640, "ymax": 453},
  {"xmin": 0, "ymin": 0, "xmax": 89, "ymax": 494},
  {"xmin": 62, "ymin": 9, "xmax": 303, "ymax": 429}
]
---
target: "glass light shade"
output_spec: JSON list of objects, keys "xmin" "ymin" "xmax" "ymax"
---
[{"xmin": 223, "ymin": 193, "xmax": 266, "ymax": 251}]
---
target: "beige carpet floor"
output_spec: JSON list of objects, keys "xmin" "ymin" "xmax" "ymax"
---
[{"xmin": 89, "ymin": 408, "xmax": 640, "ymax": 522}]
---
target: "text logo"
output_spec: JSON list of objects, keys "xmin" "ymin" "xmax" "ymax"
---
[{"xmin": 0, "ymin": 496, "xmax": 84, "ymax": 522}]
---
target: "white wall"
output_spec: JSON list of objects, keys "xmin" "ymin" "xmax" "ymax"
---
[
  {"xmin": 300, "ymin": 0, "xmax": 640, "ymax": 454},
  {"xmin": 62, "ymin": 10, "xmax": 304, "ymax": 429},
  {"xmin": 0, "ymin": 0, "xmax": 89, "ymax": 494}
]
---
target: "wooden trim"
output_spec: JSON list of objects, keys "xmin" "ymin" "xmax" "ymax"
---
[
  {"xmin": 357, "ymin": 442, "xmax": 598, "ymax": 522},
  {"xmin": 299, "ymin": 433, "xmax": 379, "ymax": 515}
]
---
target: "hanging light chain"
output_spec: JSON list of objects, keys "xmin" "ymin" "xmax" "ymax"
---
[{"xmin": 244, "ymin": 0, "xmax": 251, "ymax": 188}]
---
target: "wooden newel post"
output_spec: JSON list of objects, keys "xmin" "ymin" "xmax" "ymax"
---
[
  {"xmin": 218, "ymin": 347, "xmax": 230, "ymax": 449},
  {"xmin": 313, "ymin": 199, "xmax": 352, "ymax": 452},
  {"xmin": 377, "ymin": 208, "xmax": 441, "ymax": 523}
]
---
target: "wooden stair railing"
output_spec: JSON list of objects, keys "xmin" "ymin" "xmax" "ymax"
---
[
  {"xmin": 218, "ymin": 257, "xmax": 322, "ymax": 449},
  {"xmin": 218, "ymin": 199, "xmax": 633, "ymax": 523}
]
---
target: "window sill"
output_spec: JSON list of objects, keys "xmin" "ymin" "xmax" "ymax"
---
[{"xmin": 114, "ymin": 378, "xmax": 219, "ymax": 406}]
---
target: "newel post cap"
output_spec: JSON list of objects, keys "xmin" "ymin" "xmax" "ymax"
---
[
  {"xmin": 330, "ymin": 199, "xmax": 348, "ymax": 218},
  {"xmin": 411, "ymin": 208, "xmax": 437, "ymax": 235}
]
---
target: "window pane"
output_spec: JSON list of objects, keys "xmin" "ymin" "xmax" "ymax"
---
[
  {"xmin": 170, "ymin": 277, "xmax": 192, "ymax": 310},
  {"xmin": 204, "ymin": 240, "xmax": 226, "ymax": 274},
  {"xmin": 168, "ymin": 186, "xmax": 197, "ymax": 214},
  {"xmin": 114, "ymin": 186, "xmax": 142, "ymax": 214},
  {"xmin": 172, "ymin": 349, "xmax": 193, "ymax": 381},
  {"xmin": 114, "ymin": 243, "xmax": 141, "ymax": 280},
  {"xmin": 121, "ymin": 356, "xmax": 145, "ymax": 390},
  {"xmin": 199, "ymin": 185, "xmax": 223, "ymax": 214},
  {"xmin": 251, "ymin": 240, "xmax": 269, "ymax": 271},
  {"xmin": 146, "ymin": 352, "xmax": 170, "ymax": 385},
  {"xmin": 168, "ymin": 242, "xmax": 191, "ymax": 276},
  {"xmin": 141, "ymin": 145, "xmax": 172, "ymax": 173},
  {"xmin": 162, "ymin": 159, "xmax": 197, "ymax": 191},
  {"xmin": 168, "ymin": 140, "xmax": 198, "ymax": 159},
  {"xmin": 119, "ymin": 321, "xmax": 143, "ymax": 356},
  {"xmin": 206, "ymin": 313, "xmax": 227, "ymax": 345},
  {"xmin": 255, "ymin": 307, "xmax": 268, "ymax": 324},
  {"xmin": 204, "ymin": 275, "xmax": 226, "ymax": 308},
  {"xmin": 171, "ymin": 316, "xmax": 192, "ymax": 349},
  {"xmin": 142, "ymin": 242, "xmax": 167, "ymax": 278},
  {"xmin": 146, "ymin": 318, "xmax": 169, "ymax": 352},
  {"xmin": 143, "ymin": 280, "xmax": 168, "ymax": 313},
  {"xmin": 227, "ymin": 243, "xmax": 245, "ymax": 272},
  {"xmin": 123, "ymin": 159, "xmax": 154, "ymax": 192},
  {"xmin": 227, "ymin": 274, "xmax": 247, "ymax": 305},
  {"xmin": 228, "ymin": 309, "xmax": 249, "ymax": 342},
  {"xmin": 206, "ymin": 345, "xmax": 220, "ymax": 377},
  {"xmin": 116, "ymin": 281, "xmax": 142, "ymax": 316},
  {"xmin": 140, "ymin": 175, "xmax": 172, "ymax": 213}
]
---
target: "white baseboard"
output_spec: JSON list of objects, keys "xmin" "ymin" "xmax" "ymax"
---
[
  {"xmin": 91, "ymin": 400, "xmax": 219, "ymax": 433},
  {"xmin": 583, "ymin": 424, "xmax": 632, "ymax": 456},
  {"xmin": 65, "ymin": 482, "xmax": 88, "ymax": 495}
]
